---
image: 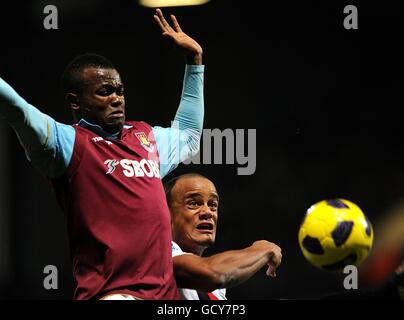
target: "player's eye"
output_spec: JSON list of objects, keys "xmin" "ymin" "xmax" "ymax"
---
[
  {"xmin": 209, "ymin": 201, "xmax": 218, "ymax": 211},
  {"xmin": 97, "ymin": 86, "xmax": 116, "ymax": 96},
  {"xmin": 187, "ymin": 200, "xmax": 199, "ymax": 208},
  {"xmin": 116, "ymin": 87, "xmax": 124, "ymax": 96},
  {"xmin": 97, "ymin": 88, "xmax": 112, "ymax": 96}
]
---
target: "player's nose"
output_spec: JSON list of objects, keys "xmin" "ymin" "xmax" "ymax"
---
[
  {"xmin": 111, "ymin": 93, "xmax": 124, "ymax": 108},
  {"xmin": 199, "ymin": 205, "xmax": 214, "ymax": 220}
]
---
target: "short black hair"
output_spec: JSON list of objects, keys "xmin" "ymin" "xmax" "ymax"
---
[
  {"xmin": 164, "ymin": 173, "xmax": 208, "ymax": 208},
  {"xmin": 61, "ymin": 53, "xmax": 116, "ymax": 94}
]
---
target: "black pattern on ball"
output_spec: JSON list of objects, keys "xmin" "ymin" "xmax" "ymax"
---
[
  {"xmin": 332, "ymin": 221, "xmax": 354, "ymax": 247},
  {"xmin": 327, "ymin": 199, "xmax": 349, "ymax": 209},
  {"xmin": 302, "ymin": 236, "xmax": 324, "ymax": 254}
]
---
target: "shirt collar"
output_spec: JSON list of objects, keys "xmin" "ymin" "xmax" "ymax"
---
[{"xmin": 77, "ymin": 118, "xmax": 132, "ymax": 140}]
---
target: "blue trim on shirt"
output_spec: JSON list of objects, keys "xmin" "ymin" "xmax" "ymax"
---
[
  {"xmin": 1, "ymin": 64, "xmax": 204, "ymax": 179},
  {"xmin": 77, "ymin": 118, "xmax": 133, "ymax": 140}
]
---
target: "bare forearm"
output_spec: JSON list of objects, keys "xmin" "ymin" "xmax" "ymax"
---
[
  {"xmin": 206, "ymin": 246, "xmax": 272, "ymax": 288},
  {"xmin": 174, "ymin": 240, "xmax": 282, "ymax": 292}
]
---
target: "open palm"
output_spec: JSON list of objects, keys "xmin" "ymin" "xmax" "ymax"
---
[{"xmin": 154, "ymin": 8, "xmax": 203, "ymax": 65}]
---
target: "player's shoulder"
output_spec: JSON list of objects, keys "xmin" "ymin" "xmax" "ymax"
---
[
  {"xmin": 171, "ymin": 241, "xmax": 182, "ymax": 254},
  {"xmin": 125, "ymin": 120, "xmax": 152, "ymax": 130},
  {"xmin": 172, "ymin": 241, "xmax": 191, "ymax": 258}
]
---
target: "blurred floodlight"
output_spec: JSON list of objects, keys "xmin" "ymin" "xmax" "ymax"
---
[{"xmin": 139, "ymin": 0, "xmax": 210, "ymax": 7}]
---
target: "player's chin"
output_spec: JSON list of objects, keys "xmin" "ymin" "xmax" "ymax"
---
[
  {"xmin": 195, "ymin": 233, "xmax": 215, "ymax": 247},
  {"xmin": 105, "ymin": 118, "xmax": 125, "ymax": 132}
]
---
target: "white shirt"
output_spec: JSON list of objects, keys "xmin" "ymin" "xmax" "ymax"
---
[{"xmin": 171, "ymin": 241, "xmax": 227, "ymax": 300}]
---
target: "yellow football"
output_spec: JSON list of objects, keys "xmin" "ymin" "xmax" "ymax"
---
[{"xmin": 298, "ymin": 199, "xmax": 374, "ymax": 271}]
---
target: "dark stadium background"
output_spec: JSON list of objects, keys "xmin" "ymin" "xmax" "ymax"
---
[{"xmin": 0, "ymin": 0, "xmax": 403, "ymax": 299}]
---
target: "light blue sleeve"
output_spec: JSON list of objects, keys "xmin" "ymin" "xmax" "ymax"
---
[
  {"xmin": 0, "ymin": 77, "xmax": 75, "ymax": 178},
  {"xmin": 153, "ymin": 65, "xmax": 204, "ymax": 178}
]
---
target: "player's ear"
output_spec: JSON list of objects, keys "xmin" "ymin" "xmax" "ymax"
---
[{"xmin": 65, "ymin": 92, "xmax": 80, "ymax": 111}]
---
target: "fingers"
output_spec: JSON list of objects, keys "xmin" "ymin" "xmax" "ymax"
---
[
  {"xmin": 266, "ymin": 263, "xmax": 277, "ymax": 278},
  {"xmin": 154, "ymin": 8, "xmax": 174, "ymax": 33},
  {"xmin": 273, "ymin": 250, "xmax": 282, "ymax": 267},
  {"xmin": 252, "ymin": 241, "xmax": 283, "ymax": 278},
  {"xmin": 268, "ymin": 243, "xmax": 282, "ymax": 266},
  {"xmin": 170, "ymin": 14, "xmax": 182, "ymax": 32},
  {"xmin": 153, "ymin": 14, "xmax": 166, "ymax": 33},
  {"xmin": 267, "ymin": 245, "xmax": 282, "ymax": 278},
  {"xmin": 267, "ymin": 256, "xmax": 281, "ymax": 277}
]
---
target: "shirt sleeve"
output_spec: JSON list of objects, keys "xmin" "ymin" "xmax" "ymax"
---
[
  {"xmin": 172, "ymin": 241, "xmax": 191, "ymax": 258},
  {"xmin": 0, "ymin": 77, "xmax": 75, "ymax": 178},
  {"xmin": 153, "ymin": 64, "xmax": 204, "ymax": 178},
  {"xmin": 216, "ymin": 289, "xmax": 227, "ymax": 300}
]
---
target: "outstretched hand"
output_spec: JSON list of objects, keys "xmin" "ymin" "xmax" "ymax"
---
[
  {"xmin": 154, "ymin": 8, "xmax": 203, "ymax": 65},
  {"xmin": 252, "ymin": 240, "xmax": 282, "ymax": 278},
  {"xmin": 265, "ymin": 243, "xmax": 282, "ymax": 278}
]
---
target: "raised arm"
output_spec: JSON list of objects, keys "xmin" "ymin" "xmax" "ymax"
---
[
  {"xmin": 0, "ymin": 77, "xmax": 74, "ymax": 177},
  {"xmin": 153, "ymin": 8, "xmax": 203, "ymax": 65},
  {"xmin": 0, "ymin": 77, "xmax": 50, "ymax": 150},
  {"xmin": 152, "ymin": 9, "xmax": 204, "ymax": 177},
  {"xmin": 173, "ymin": 241, "xmax": 282, "ymax": 292}
]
